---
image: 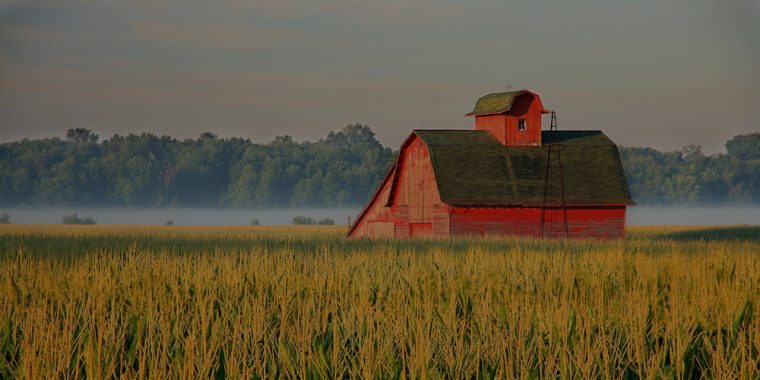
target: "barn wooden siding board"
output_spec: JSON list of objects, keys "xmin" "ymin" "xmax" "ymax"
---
[
  {"xmin": 433, "ymin": 205, "xmax": 450, "ymax": 237},
  {"xmin": 404, "ymin": 135, "xmax": 438, "ymax": 223},
  {"xmin": 448, "ymin": 206, "xmax": 626, "ymax": 239},
  {"xmin": 348, "ymin": 161, "xmax": 396, "ymax": 237},
  {"xmin": 348, "ymin": 89, "xmax": 633, "ymax": 239},
  {"xmin": 396, "ymin": 135, "xmax": 443, "ymax": 237}
]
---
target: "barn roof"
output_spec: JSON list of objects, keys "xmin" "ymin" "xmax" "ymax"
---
[
  {"xmin": 414, "ymin": 130, "xmax": 634, "ymax": 206},
  {"xmin": 466, "ymin": 90, "xmax": 546, "ymax": 116}
]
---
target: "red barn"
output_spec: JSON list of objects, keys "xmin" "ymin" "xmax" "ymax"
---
[{"xmin": 348, "ymin": 90, "xmax": 634, "ymax": 238}]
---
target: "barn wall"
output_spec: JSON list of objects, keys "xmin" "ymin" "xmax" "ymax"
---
[
  {"xmin": 349, "ymin": 134, "xmax": 446, "ymax": 238},
  {"xmin": 504, "ymin": 93, "xmax": 542, "ymax": 146},
  {"xmin": 474, "ymin": 114, "xmax": 507, "ymax": 145},
  {"xmin": 394, "ymin": 135, "xmax": 446, "ymax": 237},
  {"xmin": 449, "ymin": 206, "xmax": 627, "ymax": 239}
]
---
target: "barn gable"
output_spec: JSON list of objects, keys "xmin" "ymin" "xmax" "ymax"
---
[{"xmin": 348, "ymin": 133, "xmax": 446, "ymax": 238}]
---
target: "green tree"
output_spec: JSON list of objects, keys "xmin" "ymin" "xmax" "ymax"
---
[
  {"xmin": 226, "ymin": 164, "xmax": 258, "ymax": 207},
  {"xmin": 66, "ymin": 128, "xmax": 99, "ymax": 144},
  {"xmin": 726, "ymin": 133, "xmax": 760, "ymax": 161}
]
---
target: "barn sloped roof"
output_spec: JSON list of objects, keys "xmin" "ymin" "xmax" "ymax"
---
[
  {"xmin": 466, "ymin": 90, "xmax": 524, "ymax": 116},
  {"xmin": 415, "ymin": 130, "xmax": 634, "ymax": 206}
]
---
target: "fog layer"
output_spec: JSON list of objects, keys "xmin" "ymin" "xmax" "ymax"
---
[{"xmin": 2, "ymin": 207, "xmax": 759, "ymax": 227}]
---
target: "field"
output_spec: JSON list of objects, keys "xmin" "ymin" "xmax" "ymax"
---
[{"xmin": 1, "ymin": 225, "xmax": 760, "ymax": 378}]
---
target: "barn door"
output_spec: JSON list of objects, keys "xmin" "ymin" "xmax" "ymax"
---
[{"xmin": 409, "ymin": 223, "xmax": 432, "ymax": 237}]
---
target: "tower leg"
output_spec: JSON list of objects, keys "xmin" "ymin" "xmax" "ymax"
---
[{"xmin": 540, "ymin": 111, "xmax": 569, "ymax": 239}]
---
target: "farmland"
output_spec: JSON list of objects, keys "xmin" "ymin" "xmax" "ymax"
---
[{"xmin": 1, "ymin": 225, "xmax": 760, "ymax": 378}]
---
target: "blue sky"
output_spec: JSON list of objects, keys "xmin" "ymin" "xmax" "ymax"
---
[{"xmin": 1, "ymin": 0, "xmax": 758, "ymax": 152}]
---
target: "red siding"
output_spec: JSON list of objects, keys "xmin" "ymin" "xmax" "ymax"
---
[
  {"xmin": 448, "ymin": 206, "xmax": 626, "ymax": 239},
  {"xmin": 410, "ymin": 223, "xmax": 432, "ymax": 237},
  {"xmin": 504, "ymin": 93, "xmax": 543, "ymax": 147},
  {"xmin": 347, "ymin": 164, "xmax": 396, "ymax": 237},
  {"xmin": 474, "ymin": 114, "xmax": 508, "ymax": 145}
]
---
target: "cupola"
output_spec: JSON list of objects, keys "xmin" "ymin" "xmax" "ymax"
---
[{"xmin": 466, "ymin": 90, "xmax": 548, "ymax": 146}]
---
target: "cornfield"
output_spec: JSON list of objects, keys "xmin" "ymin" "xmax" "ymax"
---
[{"xmin": 1, "ymin": 225, "xmax": 760, "ymax": 378}]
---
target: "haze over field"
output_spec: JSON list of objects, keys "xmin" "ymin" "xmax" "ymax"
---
[
  {"xmin": 1, "ymin": 0, "xmax": 759, "ymax": 152},
  {"xmin": 3, "ymin": 206, "xmax": 760, "ymax": 226}
]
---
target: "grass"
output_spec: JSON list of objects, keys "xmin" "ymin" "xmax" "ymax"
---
[{"xmin": 1, "ymin": 225, "xmax": 759, "ymax": 378}]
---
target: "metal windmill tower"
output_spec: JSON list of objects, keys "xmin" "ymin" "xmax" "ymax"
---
[{"xmin": 540, "ymin": 111, "xmax": 569, "ymax": 238}]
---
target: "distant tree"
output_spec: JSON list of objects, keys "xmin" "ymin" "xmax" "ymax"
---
[
  {"xmin": 317, "ymin": 218, "xmax": 334, "ymax": 225},
  {"xmin": 726, "ymin": 133, "xmax": 760, "ymax": 161},
  {"xmin": 164, "ymin": 220, "xmax": 174, "ymax": 226},
  {"xmin": 292, "ymin": 216, "xmax": 316, "ymax": 225},
  {"xmin": 36, "ymin": 158, "xmax": 78, "ymax": 205},
  {"xmin": 199, "ymin": 132, "xmax": 217, "ymax": 140},
  {"xmin": 0, "ymin": 125, "xmax": 397, "ymax": 208},
  {"xmin": 250, "ymin": 218, "xmax": 260, "ymax": 226},
  {"xmin": 291, "ymin": 173, "xmax": 322, "ymax": 207},
  {"xmin": 66, "ymin": 128, "xmax": 99, "ymax": 144},
  {"xmin": 62, "ymin": 213, "xmax": 96, "ymax": 225},
  {"xmin": 325, "ymin": 123, "xmax": 378, "ymax": 148},
  {"xmin": 256, "ymin": 157, "xmax": 289, "ymax": 207},
  {"xmin": 0, "ymin": 213, "xmax": 10, "ymax": 224},
  {"xmin": 170, "ymin": 136, "xmax": 232, "ymax": 206},
  {"xmin": 225, "ymin": 164, "xmax": 258, "ymax": 207},
  {"xmin": 680, "ymin": 144, "xmax": 704, "ymax": 163},
  {"xmin": 272, "ymin": 135, "xmax": 294, "ymax": 145},
  {"xmin": 620, "ymin": 138, "xmax": 760, "ymax": 205}
]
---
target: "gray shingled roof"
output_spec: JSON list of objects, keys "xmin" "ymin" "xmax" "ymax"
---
[{"xmin": 415, "ymin": 130, "xmax": 634, "ymax": 206}]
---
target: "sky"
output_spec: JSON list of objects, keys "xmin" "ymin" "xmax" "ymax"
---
[{"xmin": 0, "ymin": 0, "xmax": 758, "ymax": 153}]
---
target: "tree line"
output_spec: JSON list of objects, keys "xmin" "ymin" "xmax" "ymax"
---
[
  {"xmin": 0, "ymin": 124, "xmax": 393, "ymax": 207},
  {"xmin": 620, "ymin": 133, "xmax": 760, "ymax": 204},
  {"xmin": 0, "ymin": 125, "xmax": 758, "ymax": 206}
]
